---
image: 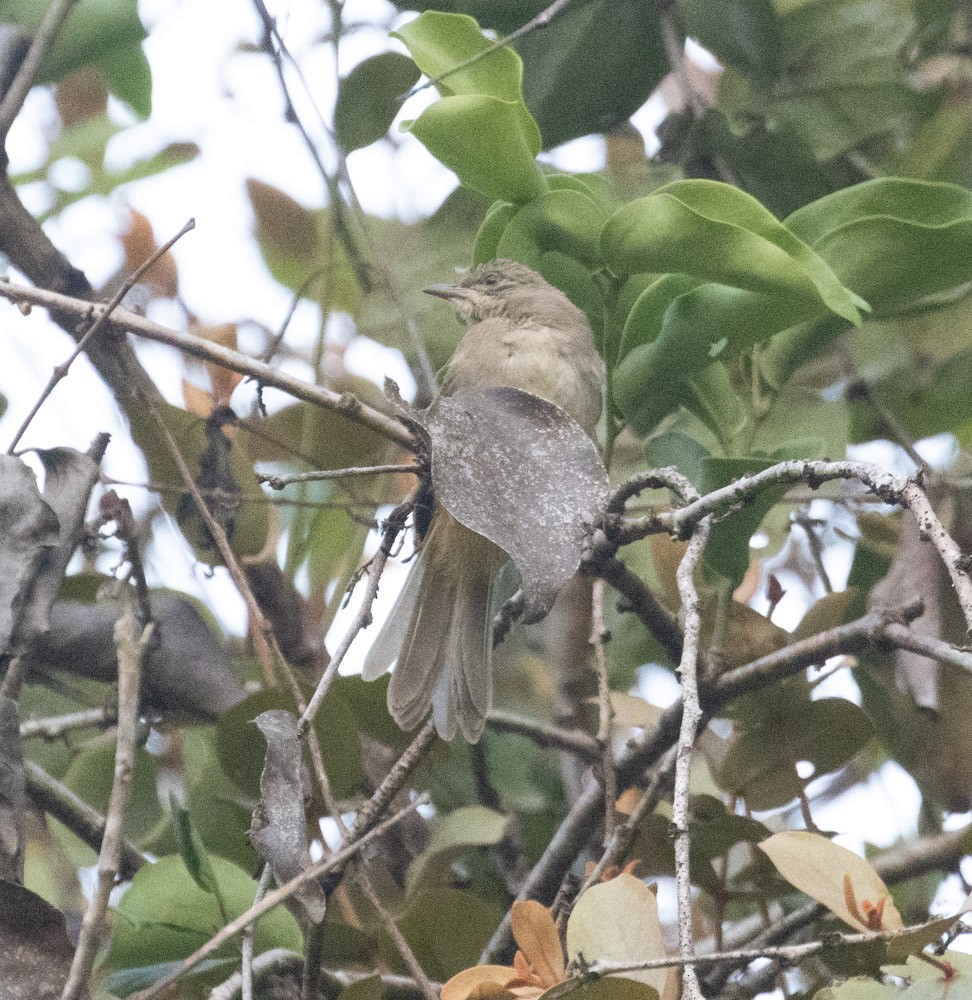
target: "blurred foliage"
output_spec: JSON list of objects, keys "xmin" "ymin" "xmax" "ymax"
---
[{"xmin": 7, "ymin": 1, "xmax": 972, "ymax": 998}]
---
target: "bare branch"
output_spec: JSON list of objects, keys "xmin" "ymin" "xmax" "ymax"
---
[
  {"xmin": 590, "ymin": 579, "xmax": 617, "ymax": 843},
  {"xmin": 670, "ymin": 513, "xmax": 710, "ymax": 1000},
  {"xmin": 487, "ymin": 710, "xmax": 601, "ymax": 761},
  {"xmin": 19, "ymin": 705, "xmax": 116, "ymax": 740},
  {"xmin": 616, "ymin": 460, "xmax": 972, "ymax": 634},
  {"xmin": 259, "ymin": 464, "xmax": 422, "ymax": 489},
  {"xmin": 23, "ymin": 760, "xmax": 147, "ymax": 879},
  {"xmin": 0, "ymin": 279, "xmax": 416, "ymax": 448},
  {"xmin": 592, "ymin": 556, "xmax": 683, "ymax": 663},
  {"xmin": 7, "ymin": 219, "xmax": 195, "ymax": 454},
  {"xmin": 60, "ymin": 604, "xmax": 152, "ymax": 1000}
]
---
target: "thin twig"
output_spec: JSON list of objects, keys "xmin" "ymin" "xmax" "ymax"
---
[
  {"xmin": 7, "ymin": 219, "xmax": 195, "ymax": 454},
  {"xmin": 592, "ymin": 556, "xmax": 683, "ymax": 663},
  {"xmin": 251, "ymin": 0, "xmax": 438, "ymax": 403},
  {"xmin": 259, "ymin": 464, "xmax": 421, "ymax": 489},
  {"xmin": 0, "ymin": 0, "xmax": 79, "ymax": 139},
  {"xmin": 135, "ymin": 794, "xmax": 430, "ymax": 1000},
  {"xmin": 20, "ymin": 705, "xmax": 117, "ymax": 739},
  {"xmin": 350, "ymin": 719, "xmax": 436, "ymax": 838},
  {"xmin": 0, "ymin": 279, "xmax": 415, "ymax": 448},
  {"xmin": 617, "ymin": 460, "xmax": 972, "ymax": 634},
  {"xmin": 581, "ymin": 917, "xmax": 953, "ymax": 977},
  {"xmin": 359, "ymin": 876, "xmax": 439, "ymax": 1000},
  {"xmin": 403, "ymin": 0, "xmax": 577, "ymax": 100},
  {"xmin": 60, "ymin": 602, "xmax": 152, "ymax": 1000},
  {"xmin": 487, "ymin": 710, "xmax": 600, "ymax": 761},
  {"xmin": 23, "ymin": 760, "xmax": 147, "ymax": 878},
  {"xmin": 578, "ymin": 746, "xmax": 676, "ymax": 898},
  {"xmin": 241, "ymin": 866, "xmax": 273, "ymax": 1000},
  {"xmin": 298, "ymin": 503, "xmax": 410, "ymax": 730},
  {"xmin": 671, "ymin": 515, "xmax": 710, "ymax": 1000},
  {"xmin": 590, "ymin": 579, "xmax": 616, "ymax": 844}
]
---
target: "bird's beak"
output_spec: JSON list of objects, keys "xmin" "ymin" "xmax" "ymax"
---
[{"xmin": 423, "ymin": 283, "xmax": 469, "ymax": 301}]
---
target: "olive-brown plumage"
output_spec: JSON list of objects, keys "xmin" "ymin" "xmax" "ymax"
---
[{"xmin": 362, "ymin": 260, "xmax": 604, "ymax": 741}]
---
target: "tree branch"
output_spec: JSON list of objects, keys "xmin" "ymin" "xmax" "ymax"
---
[{"xmin": 0, "ymin": 279, "xmax": 416, "ymax": 449}]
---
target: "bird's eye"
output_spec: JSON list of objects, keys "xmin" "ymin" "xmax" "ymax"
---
[{"xmin": 484, "ymin": 274, "xmax": 498, "ymax": 286}]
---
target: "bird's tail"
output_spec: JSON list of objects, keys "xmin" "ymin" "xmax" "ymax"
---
[{"xmin": 361, "ymin": 513, "xmax": 501, "ymax": 742}]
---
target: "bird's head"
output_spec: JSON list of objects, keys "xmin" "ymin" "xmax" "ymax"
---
[{"xmin": 424, "ymin": 259, "xmax": 554, "ymax": 324}]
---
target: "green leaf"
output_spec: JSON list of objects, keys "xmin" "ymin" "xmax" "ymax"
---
[
  {"xmin": 101, "ymin": 958, "xmax": 238, "ymax": 998},
  {"xmin": 125, "ymin": 398, "xmax": 269, "ymax": 563},
  {"xmin": 335, "ymin": 53, "xmax": 420, "ymax": 152},
  {"xmin": 601, "ymin": 180, "xmax": 867, "ymax": 322},
  {"xmin": 62, "ymin": 744, "xmax": 165, "ymax": 850},
  {"xmin": 618, "ymin": 274, "xmax": 702, "ymax": 358},
  {"xmin": 786, "ymin": 178, "xmax": 972, "ymax": 313},
  {"xmin": 494, "ymin": 188, "xmax": 606, "ymax": 269},
  {"xmin": 246, "ymin": 179, "xmax": 362, "ymax": 312},
  {"xmin": 700, "ymin": 456, "xmax": 789, "ymax": 585},
  {"xmin": 3, "ymin": 0, "xmax": 151, "ymax": 114},
  {"xmin": 215, "ymin": 688, "xmax": 364, "ymax": 802},
  {"xmin": 514, "ymin": 0, "xmax": 667, "ymax": 149},
  {"xmin": 169, "ymin": 796, "xmax": 220, "ymax": 897},
  {"xmin": 719, "ymin": 697, "xmax": 874, "ymax": 810},
  {"xmin": 101, "ymin": 41, "xmax": 152, "ymax": 118},
  {"xmin": 473, "ymin": 201, "xmax": 517, "ymax": 263},
  {"xmin": 404, "ymin": 93, "xmax": 547, "ymax": 203},
  {"xmin": 395, "ymin": 887, "xmax": 504, "ymax": 981},
  {"xmin": 181, "ymin": 728, "xmax": 256, "ymax": 871},
  {"xmin": 393, "ymin": 12, "xmax": 545, "ymax": 202},
  {"xmin": 104, "ymin": 855, "xmax": 301, "ymax": 976},
  {"xmin": 679, "ymin": 0, "xmax": 782, "ymax": 79},
  {"xmin": 614, "ymin": 284, "xmax": 821, "ymax": 433},
  {"xmin": 405, "ymin": 805, "xmax": 508, "ymax": 894}
]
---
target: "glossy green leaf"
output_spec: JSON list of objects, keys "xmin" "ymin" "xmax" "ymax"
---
[
  {"xmin": 515, "ymin": 0, "xmax": 667, "ymax": 149},
  {"xmin": 601, "ymin": 180, "xmax": 867, "ymax": 322},
  {"xmin": 394, "ymin": 11, "xmax": 536, "ymax": 116},
  {"xmin": 618, "ymin": 274, "xmax": 702, "ymax": 358},
  {"xmin": 404, "ymin": 93, "xmax": 547, "ymax": 203},
  {"xmin": 473, "ymin": 201, "xmax": 516, "ymax": 264},
  {"xmin": 394, "ymin": 12, "xmax": 545, "ymax": 202},
  {"xmin": 614, "ymin": 284, "xmax": 817, "ymax": 433},
  {"xmin": 335, "ymin": 53, "xmax": 420, "ymax": 152},
  {"xmin": 494, "ymin": 188, "xmax": 606, "ymax": 269},
  {"xmin": 786, "ymin": 178, "xmax": 972, "ymax": 312}
]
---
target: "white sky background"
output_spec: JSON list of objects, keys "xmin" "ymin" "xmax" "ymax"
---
[{"xmin": 4, "ymin": 0, "xmax": 970, "ymax": 941}]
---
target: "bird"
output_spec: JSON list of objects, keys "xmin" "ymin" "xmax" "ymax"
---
[{"xmin": 362, "ymin": 259, "xmax": 605, "ymax": 742}]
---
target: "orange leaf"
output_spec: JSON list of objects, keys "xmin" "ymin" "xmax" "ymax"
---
[
  {"xmin": 441, "ymin": 965, "xmax": 518, "ymax": 1000},
  {"xmin": 510, "ymin": 900, "xmax": 565, "ymax": 989}
]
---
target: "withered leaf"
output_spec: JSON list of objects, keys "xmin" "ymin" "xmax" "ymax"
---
[
  {"xmin": 250, "ymin": 710, "xmax": 326, "ymax": 924},
  {"xmin": 416, "ymin": 387, "xmax": 608, "ymax": 623}
]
